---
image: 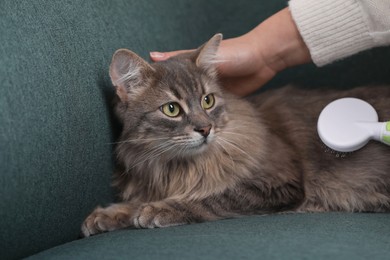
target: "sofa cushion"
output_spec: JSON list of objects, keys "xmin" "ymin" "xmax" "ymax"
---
[{"xmin": 28, "ymin": 213, "xmax": 390, "ymax": 260}]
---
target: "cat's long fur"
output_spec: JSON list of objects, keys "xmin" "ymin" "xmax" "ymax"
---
[{"xmin": 82, "ymin": 34, "xmax": 390, "ymax": 236}]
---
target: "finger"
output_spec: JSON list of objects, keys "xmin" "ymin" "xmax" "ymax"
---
[{"xmin": 150, "ymin": 49, "xmax": 193, "ymax": 61}]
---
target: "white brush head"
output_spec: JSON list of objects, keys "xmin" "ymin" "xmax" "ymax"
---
[{"xmin": 317, "ymin": 98, "xmax": 378, "ymax": 152}]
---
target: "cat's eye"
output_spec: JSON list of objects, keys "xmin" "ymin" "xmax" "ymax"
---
[
  {"xmin": 201, "ymin": 94, "xmax": 215, "ymax": 110},
  {"xmin": 161, "ymin": 102, "xmax": 181, "ymax": 117}
]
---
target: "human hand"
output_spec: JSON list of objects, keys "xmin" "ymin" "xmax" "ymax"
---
[
  {"xmin": 150, "ymin": 8, "xmax": 311, "ymax": 96},
  {"xmin": 151, "ymin": 34, "xmax": 275, "ymax": 96}
]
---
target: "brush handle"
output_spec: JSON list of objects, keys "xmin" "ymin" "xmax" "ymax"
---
[
  {"xmin": 381, "ymin": 121, "xmax": 390, "ymax": 145},
  {"xmin": 357, "ymin": 121, "xmax": 390, "ymax": 146}
]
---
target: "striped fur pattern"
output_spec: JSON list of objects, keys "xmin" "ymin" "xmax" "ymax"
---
[{"xmin": 81, "ymin": 34, "xmax": 390, "ymax": 237}]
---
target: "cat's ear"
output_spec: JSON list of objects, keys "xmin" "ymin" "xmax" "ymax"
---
[
  {"xmin": 109, "ymin": 49, "xmax": 153, "ymax": 101},
  {"xmin": 195, "ymin": 33, "xmax": 223, "ymax": 75}
]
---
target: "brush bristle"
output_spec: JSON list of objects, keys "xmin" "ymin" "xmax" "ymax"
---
[{"xmin": 320, "ymin": 141, "xmax": 352, "ymax": 158}]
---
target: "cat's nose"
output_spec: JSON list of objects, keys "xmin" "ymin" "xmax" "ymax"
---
[{"xmin": 194, "ymin": 125, "xmax": 212, "ymax": 138}]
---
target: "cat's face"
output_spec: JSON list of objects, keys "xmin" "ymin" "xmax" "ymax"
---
[{"xmin": 110, "ymin": 34, "xmax": 229, "ymax": 159}]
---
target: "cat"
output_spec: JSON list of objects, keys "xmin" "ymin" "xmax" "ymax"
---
[{"xmin": 81, "ymin": 34, "xmax": 390, "ymax": 237}]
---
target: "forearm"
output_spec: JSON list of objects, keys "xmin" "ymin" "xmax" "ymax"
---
[
  {"xmin": 244, "ymin": 7, "xmax": 311, "ymax": 74},
  {"xmin": 289, "ymin": 0, "xmax": 390, "ymax": 66}
]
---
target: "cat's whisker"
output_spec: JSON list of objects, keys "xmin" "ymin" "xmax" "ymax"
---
[
  {"xmin": 116, "ymin": 141, "xmax": 179, "ymax": 167},
  {"xmin": 135, "ymin": 142, "xmax": 173, "ymax": 162},
  {"xmin": 129, "ymin": 148, "xmax": 166, "ymax": 170},
  {"xmin": 217, "ymin": 137, "xmax": 256, "ymax": 163},
  {"xmin": 223, "ymin": 125, "xmax": 248, "ymax": 131},
  {"xmin": 108, "ymin": 137, "xmax": 170, "ymax": 145},
  {"xmin": 156, "ymin": 142, "xmax": 188, "ymax": 163},
  {"xmin": 215, "ymin": 139, "xmax": 236, "ymax": 168},
  {"xmin": 129, "ymin": 142, "xmax": 181, "ymax": 170},
  {"xmin": 171, "ymin": 136, "xmax": 193, "ymax": 141},
  {"xmin": 128, "ymin": 142, "xmax": 169, "ymax": 166},
  {"xmin": 166, "ymin": 140, "xmax": 194, "ymax": 157},
  {"xmin": 167, "ymin": 142, "xmax": 188, "ymax": 160},
  {"xmin": 220, "ymin": 131, "xmax": 249, "ymax": 138}
]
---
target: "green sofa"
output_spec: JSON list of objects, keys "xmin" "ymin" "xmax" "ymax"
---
[{"xmin": 1, "ymin": 1, "xmax": 390, "ymax": 259}]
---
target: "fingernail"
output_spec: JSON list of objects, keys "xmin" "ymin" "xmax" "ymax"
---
[{"xmin": 150, "ymin": 52, "xmax": 165, "ymax": 58}]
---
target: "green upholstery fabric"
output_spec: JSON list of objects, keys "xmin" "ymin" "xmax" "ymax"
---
[
  {"xmin": 1, "ymin": 0, "xmax": 389, "ymax": 259},
  {"xmin": 29, "ymin": 214, "xmax": 390, "ymax": 260}
]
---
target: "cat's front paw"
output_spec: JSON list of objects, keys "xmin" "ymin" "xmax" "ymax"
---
[
  {"xmin": 134, "ymin": 203, "xmax": 187, "ymax": 229},
  {"xmin": 81, "ymin": 204, "xmax": 133, "ymax": 237}
]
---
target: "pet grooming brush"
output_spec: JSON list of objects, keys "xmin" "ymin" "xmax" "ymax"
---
[{"xmin": 317, "ymin": 97, "xmax": 390, "ymax": 152}]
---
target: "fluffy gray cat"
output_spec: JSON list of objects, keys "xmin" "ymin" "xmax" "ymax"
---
[{"xmin": 82, "ymin": 34, "xmax": 390, "ymax": 237}]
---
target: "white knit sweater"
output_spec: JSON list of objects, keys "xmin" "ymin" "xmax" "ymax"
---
[{"xmin": 289, "ymin": 0, "xmax": 390, "ymax": 66}]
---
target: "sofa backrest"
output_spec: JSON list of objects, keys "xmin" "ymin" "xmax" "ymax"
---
[{"xmin": 0, "ymin": 0, "xmax": 288, "ymax": 259}]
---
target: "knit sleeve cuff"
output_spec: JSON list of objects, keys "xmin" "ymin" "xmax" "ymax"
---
[{"xmin": 289, "ymin": 0, "xmax": 375, "ymax": 66}]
